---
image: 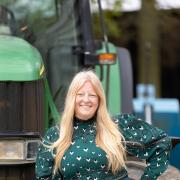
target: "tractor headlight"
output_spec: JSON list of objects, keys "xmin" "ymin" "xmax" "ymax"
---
[
  {"xmin": 0, "ymin": 141, "xmax": 24, "ymax": 160},
  {"xmin": 0, "ymin": 139, "xmax": 40, "ymax": 164}
]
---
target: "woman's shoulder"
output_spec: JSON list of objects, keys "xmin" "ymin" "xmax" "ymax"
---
[
  {"xmin": 112, "ymin": 113, "xmax": 168, "ymax": 144},
  {"xmin": 112, "ymin": 113, "xmax": 163, "ymax": 130},
  {"xmin": 112, "ymin": 113, "xmax": 138, "ymax": 126},
  {"xmin": 42, "ymin": 125, "xmax": 60, "ymax": 145}
]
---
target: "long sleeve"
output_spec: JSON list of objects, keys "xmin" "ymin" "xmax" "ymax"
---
[
  {"xmin": 35, "ymin": 126, "xmax": 61, "ymax": 180},
  {"xmin": 114, "ymin": 114, "xmax": 172, "ymax": 180}
]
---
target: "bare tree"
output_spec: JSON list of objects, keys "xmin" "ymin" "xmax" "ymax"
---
[{"xmin": 138, "ymin": 0, "xmax": 161, "ymax": 97}]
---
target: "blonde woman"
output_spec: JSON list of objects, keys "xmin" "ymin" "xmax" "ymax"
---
[{"xmin": 36, "ymin": 70, "xmax": 171, "ymax": 180}]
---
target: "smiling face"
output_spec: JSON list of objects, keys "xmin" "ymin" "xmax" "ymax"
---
[{"xmin": 75, "ymin": 81, "xmax": 99, "ymax": 120}]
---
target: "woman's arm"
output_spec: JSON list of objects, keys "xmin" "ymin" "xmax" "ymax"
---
[
  {"xmin": 35, "ymin": 126, "xmax": 60, "ymax": 180},
  {"xmin": 139, "ymin": 135, "xmax": 171, "ymax": 179},
  {"xmin": 114, "ymin": 114, "xmax": 172, "ymax": 180}
]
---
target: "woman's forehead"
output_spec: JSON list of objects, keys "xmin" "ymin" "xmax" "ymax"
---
[{"xmin": 78, "ymin": 81, "xmax": 95, "ymax": 90}]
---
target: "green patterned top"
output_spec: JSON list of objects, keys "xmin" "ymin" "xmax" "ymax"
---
[{"xmin": 35, "ymin": 114, "xmax": 171, "ymax": 180}]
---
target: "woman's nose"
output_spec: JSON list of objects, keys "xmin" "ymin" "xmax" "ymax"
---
[{"xmin": 83, "ymin": 94, "xmax": 90, "ymax": 101}]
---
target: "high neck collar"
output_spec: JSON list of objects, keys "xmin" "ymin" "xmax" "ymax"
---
[{"xmin": 74, "ymin": 116, "xmax": 96, "ymax": 126}]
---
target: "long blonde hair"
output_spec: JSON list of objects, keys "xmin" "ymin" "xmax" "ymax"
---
[{"xmin": 52, "ymin": 70, "xmax": 126, "ymax": 174}]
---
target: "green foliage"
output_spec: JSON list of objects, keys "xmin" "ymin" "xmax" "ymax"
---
[
  {"xmin": 113, "ymin": 0, "xmax": 121, "ymax": 12},
  {"xmin": 92, "ymin": 10, "xmax": 122, "ymax": 40},
  {"xmin": 90, "ymin": 0, "xmax": 122, "ymax": 39},
  {"xmin": 29, "ymin": 10, "xmax": 57, "ymax": 33},
  {"xmin": 0, "ymin": 0, "xmax": 57, "ymax": 33},
  {"xmin": 0, "ymin": 0, "xmax": 17, "ymax": 6},
  {"xmin": 1, "ymin": 0, "xmax": 123, "ymax": 39}
]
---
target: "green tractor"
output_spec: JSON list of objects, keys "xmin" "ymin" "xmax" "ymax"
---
[
  {"xmin": 0, "ymin": 1, "xmax": 133, "ymax": 178},
  {"xmin": 0, "ymin": 35, "xmax": 45, "ymax": 178}
]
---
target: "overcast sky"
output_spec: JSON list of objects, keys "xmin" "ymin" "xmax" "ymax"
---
[
  {"xmin": 121, "ymin": 0, "xmax": 180, "ymax": 11},
  {"xmin": 102, "ymin": 0, "xmax": 180, "ymax": 11}
]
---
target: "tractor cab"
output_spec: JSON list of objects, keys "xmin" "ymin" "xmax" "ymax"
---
[{"xmin": 34, "ymin": 0, "xmax": 133, "ymax": 126}]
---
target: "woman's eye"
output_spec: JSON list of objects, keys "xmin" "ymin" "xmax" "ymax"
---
[
  {"xmin": 77, "ymin": 93, "xmax": 97, "ymax": 98},
  {"xmin": 89, "ymin": 94, "xmax": 97, "ymax": 98},
  {"xmin": 77, "ymin": 93, "xmax": 84, "ymax": 96}
]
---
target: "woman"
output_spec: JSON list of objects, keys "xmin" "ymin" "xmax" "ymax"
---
[{"xmin": 36, "ymin": 70, "xmax": 171, "ymax": 180}]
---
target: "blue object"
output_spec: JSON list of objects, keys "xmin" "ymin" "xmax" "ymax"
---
[{"xmin": 133, "ymin": 98, "xmax": 180, "ymax": 169}]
